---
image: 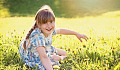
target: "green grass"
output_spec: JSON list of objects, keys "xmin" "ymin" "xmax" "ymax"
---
[{"xmin": 0, "ymin": 12, "xmax": 120, "ymax": 70}]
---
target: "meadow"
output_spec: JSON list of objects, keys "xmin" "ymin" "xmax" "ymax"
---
[{"xmin": 0, "ymin": 12, "xmax": 120, "ymax": 70}]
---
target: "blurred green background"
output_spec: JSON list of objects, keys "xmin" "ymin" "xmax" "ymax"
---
[{"xmin": 0, "ymin": 0, "xmax": 120, "ymax": 18}]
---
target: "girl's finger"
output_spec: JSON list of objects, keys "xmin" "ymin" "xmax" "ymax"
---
[
  {"xmin": 85, "ymin": 36, "xmax": 89, "ymax": 39},
  {"xmin": 84, "ymin": 37, "xmax": 87, "ymax": 41},
  {"xmin": 79, "ymin": 38, "xmax": 83, "ymax": 42}
]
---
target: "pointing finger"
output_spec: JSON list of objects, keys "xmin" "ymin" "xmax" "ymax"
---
[{"xmin": 79, "ymin": 38, "xmax": 83, "ymax": 42}]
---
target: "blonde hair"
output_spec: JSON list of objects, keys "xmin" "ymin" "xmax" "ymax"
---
[{"xmin": 23, "ymin": 5, "xmax": 55, "ymax": 50}]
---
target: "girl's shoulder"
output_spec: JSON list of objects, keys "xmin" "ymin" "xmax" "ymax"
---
[{"xmin": 29, "ymin": 28, "xmax": 44, "ymax": 38}]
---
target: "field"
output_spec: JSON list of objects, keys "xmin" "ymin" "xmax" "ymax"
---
[{"xmin": 0, "ymin": 12, "xmax": 120, "ymax": 70}]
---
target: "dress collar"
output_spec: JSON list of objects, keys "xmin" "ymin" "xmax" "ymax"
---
[{"xmin": 37, "ymin": 28, "xmax": 52, "ymax": 38}]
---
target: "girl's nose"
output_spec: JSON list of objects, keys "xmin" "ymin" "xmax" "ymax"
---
[{"xmin": 47, "ymin": 22, "xmax": 51, "ymax": 26}]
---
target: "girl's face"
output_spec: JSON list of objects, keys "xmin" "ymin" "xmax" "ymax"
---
[{"xmin": 39, "ymin": 21, "xmax": 55, "ymax": 37}]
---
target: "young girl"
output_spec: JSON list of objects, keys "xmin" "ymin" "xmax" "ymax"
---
[{"xmin": 19, "ymin": 5, "xmax": 88, "ymax": 70}]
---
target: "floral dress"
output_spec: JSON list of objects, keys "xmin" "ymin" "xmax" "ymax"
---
[{"xmin": 19, "ymin": 28, "xmax": 60, "ymax": 70}]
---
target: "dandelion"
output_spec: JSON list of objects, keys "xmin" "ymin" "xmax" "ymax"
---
[
  {"xmin": 23, "ymin": 32, "xmax": 24, "ymax": 34},
  {"xmin": 113, "ymin": 47, "xmax": 116, "ymax": 49},
  {"xmin": 68, "ymin": 48, "xmax": 70, "ymax": 52},
  {"xmin": 68, "ymin": 59, "xmax": 72, "ymax": 63},
  {"xmin": 83, "ymin": 44, "xmax": 86, "ymax": 48},
  {"xmin": 60, "ymin": 60, "xmax": 64, "ymax": 63},
  {"xmin": 112, "ymin": 49, "xmax": 115, "ymax": 53},
  {"xmin": 89, "ymin": 37, "xmax": 91, "ymax": 39},
  {"xmin": 36, "ymin": 64, "xmax": 38, "ymax": 66},
  {"xmin": 11, "ymin": 32, "xmax": 13, "ymax": 35},
  {"xmin": 14, "ymin": 29, "xmax": 16, "ymax": 32},
  {"xmin": 72, "ymin": 50, "xmax": 75, "ymax": 53},
  {"xmin": 74, "ymin": 56, "xmax": 76, "ymax": 59},
  {"xmin": 97, "ymin": 65, "xmax": 99, "ymax": 68},
  {"xmin": 106, "ymin": 60, "xmax": 108, "ymax": 64},
  {"xmin": 86, "ymin": 55, "xmax": 88, "ymax": 58},
  {"xmin": 53, "ymin": 65, "xmax": 60, "ymax": 69},
  {"xmin": 117, "ymin": 37, "xmax": 120, "ymax": 40},
  {"xmin": 84, "ymin": 59, "xmax": 85, "ymax": 61},
  {"xmin": 111, "ymin": 47, "xmax": 116, "ymax": 49},
  {"xmin": 84, "ymin": 58, "xmax": 89, "ymax": 61},
  {"xmin": 93, "ymin": 43, "xmax": 95, "ymax": 46},
  {"xmin": 79, "ymin": 47, "xmax": 82, "ymax": 50},
  {"xmin": 87, "ymin": 47, "xmax": 89, "ymax": 50}
]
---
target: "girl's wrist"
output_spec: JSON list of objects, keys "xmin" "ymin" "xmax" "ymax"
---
[{"xmin": 74, "ymin": 32, "xmax": 79, "ymax": 36}]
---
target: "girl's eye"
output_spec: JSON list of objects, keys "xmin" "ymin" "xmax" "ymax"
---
[{"xmin": 50, "ymin": 21, "xmax": 53, "ymax": 23}]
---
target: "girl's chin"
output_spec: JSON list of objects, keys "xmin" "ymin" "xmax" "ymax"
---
[{"xmin": 45, "ymin": 31, "xmax": 53, "ymax": 35}]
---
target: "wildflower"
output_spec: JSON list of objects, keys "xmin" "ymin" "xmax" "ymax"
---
[
  {"xmin": 60, "ymin": 60, "xmax": 64, "ymax": 63},
  {"xmin": 84, "ymin": 58, "xmax": 89, "ymax": 61},
  {"xmin": 74, "ymin": 56, "xmax": 76, "ymax": 59},
  {"xmin": 97, "ymin": 65, "xmax": 99, "ymax": 68},
  {"xmin": 86, "ymin": 55, "xmax": 88, "ymax": 58},
  {"xmin": 79, "ymin": 47, "xmax": 82, "ymax": 50},
  {"xmin": 117, "ymin": 37, "xmax": 120, "ymax": 40},
  {"xmin": 36, "ymin": 64, "xmax": 38, "ymax": 66},
  {"xmin": 106, "ymin": 60, "xmax": 108, "ymax": 64},
  {"xmin": 53, "ymin": 65, "xmax": 60, "ymax": 69},
  {"xmin": 112, "ymin": 49, "xmax": 115, "ymax": 53},
  {"xmin": 113, "ymin": 47, "xmax": 116, "ymax": 49},
  {"xmin": 72, "ymin": 50, "xmax": 75, "ymax": 53},
  {"xmin": 68, "ymin": 59, "xmax": 72, "ymax": 63},
  {"xmin": 111, "ymin": 47, "xmax": 116, "ymax": 49},
  {"xmin": 87, "ymin": 47, "xmax": 89, "ymax": 50},
  {"xmin": 84, "ymin": 59, "xmax": 85, "ymax": 61},
  {"xmin": 59, "ymin": 59, "xmax": 64, "ymax": 63},
  {"xmin": 14, "ymin": 29, "xmax": 16, "ymax": 32},
  {"xmin": 83, "ymin": 44, "xmax": 86, "ymax": 48},
  {"xmin": 68, "ymin": 48, "xmax": 70, "ymax": 51}
]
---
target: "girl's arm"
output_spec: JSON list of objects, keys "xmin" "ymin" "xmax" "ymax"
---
[
  {"xmin": 56, "ymin": 28, "xmax": 88, "ymax": 42},
  {"xmin": 36, "ymin": 46, "xmax": 53, "ymax": 70},
  {"xmin": 52, "ymin": 48, "xmax": 67, "ymax": 61}
]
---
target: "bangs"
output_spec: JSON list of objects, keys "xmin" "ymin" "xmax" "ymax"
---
[{"xmin": 37, "ymin": 10, "xmax": 55, "ymax": 24}]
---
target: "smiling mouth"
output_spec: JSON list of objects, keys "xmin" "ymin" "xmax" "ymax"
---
[{"xmin": 46, "ymin": 28, "xmax": 52, "ymax": 31}]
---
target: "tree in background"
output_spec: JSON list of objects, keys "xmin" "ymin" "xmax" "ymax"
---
[{"xmin": 1, "ymin": 0, "xmax": 120, "ymax": 17}]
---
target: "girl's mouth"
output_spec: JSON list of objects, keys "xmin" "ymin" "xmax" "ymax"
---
[{"xmin": 46, "ymin": 28, "xmax": 52, "ymax": 31}]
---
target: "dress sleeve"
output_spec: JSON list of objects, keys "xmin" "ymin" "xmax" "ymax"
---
[
  {"xmin": 31, "ymin": 35, "xmax": 45, "ymax": 48},
  {"xmin": 52, "ymin": 29, "xmax": 56, "ymax": 35}
]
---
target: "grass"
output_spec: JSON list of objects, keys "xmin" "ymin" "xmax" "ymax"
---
[{"xmin": 0, "ymin": 12, "xmax": 120, "ymax": 70}]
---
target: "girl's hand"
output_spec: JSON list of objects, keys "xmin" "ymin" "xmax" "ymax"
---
[
  {"xmin": 52, "ymin": 55, "xmax": 61, "ymax": 61},
  {"xmin": 76, "ymin": 33, "xmax": 89, "ymax": 42},
  {"xmin": 52, "ymin": 55, "xmax": 67, "ymax": 61},
  {"xmin": 60, "ymin": 56, "xmax": 67, "ymax": 60}
]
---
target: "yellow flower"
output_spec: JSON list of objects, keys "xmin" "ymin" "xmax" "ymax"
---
[
  {"xmin": 112, "ymin": 49, "xmax": 115, "ymax": 53},
  {"xmin": 53, "ymin": 65, "xmax": 60, "ymax": 69},
  {"xmin": 111, "ymin": 47, "xmax": 116, "ymax": 49},
  {"xmin": 61, "ymin": 60, "xmax": 64, "ymax": 63},
  {"xmin": 83, "ymin": 44, "xmax": 86, "ymax": 48},
  {"xmin": 97, "ymin": 65, "xmax": 99, "ymax": 68},
  {"xmin": 83, "ymin": 59, "xmax": 86, "ymax": 61},
  {"xmin": 84, "ymin": 58, "xmax": 89, "ymax": 61},
  {"xmin": 68, "ymin": 48, "xmax": 70, "ymax": 51},
  {"xmin": 36, "ymin": 64, "xmax": 38, "ymax": 66},
  {"xmin": 79, "ymin": 47, "xmax": 82, "ymax": 50},
  {"xmin": 106, "ymin": 60, "xmax": 108, "ymax": 64},
  {"xmin": 86, "ymin": 55, "xmax": 88, "ymax": 58}
]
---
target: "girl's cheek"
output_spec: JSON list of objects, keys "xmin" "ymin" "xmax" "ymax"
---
[{"xmin": 52, "ymin": 23, "xmax": 55, "ymax": 27}]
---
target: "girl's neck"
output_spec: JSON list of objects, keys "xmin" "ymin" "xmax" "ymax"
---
[{"xmin": 43, "ymin": 33, "xmax": 49, "ymax": 38}]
